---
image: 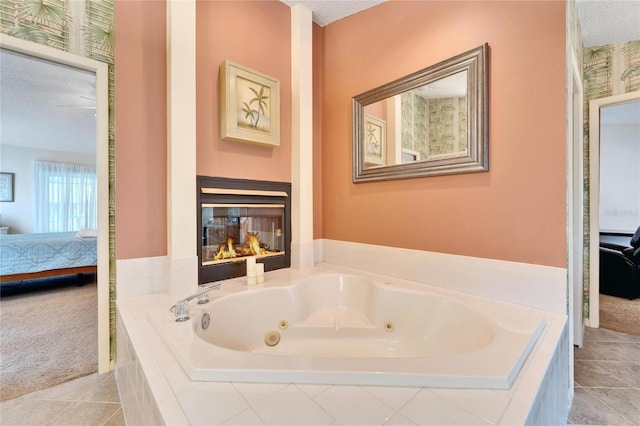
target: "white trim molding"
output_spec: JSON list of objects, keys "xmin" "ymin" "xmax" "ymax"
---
[
  {"xmin": 290, "ymin": 4, "xmax": 314, "ymax": 269},
  {"xmin": 166, "ymin": 0, "xmax": 198, "ymax": 295}
]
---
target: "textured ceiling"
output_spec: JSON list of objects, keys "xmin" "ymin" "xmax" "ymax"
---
[
  {"xmin": 280, "ymin": 0, "xmax": 386, "ymax": 26},
  {"xmin": 0, "ymin": 49, "xmax": 96, "ymax": 155},
  {"xmin": 576, "ymin": 0, "xmax": 640, "ymax": 47}
]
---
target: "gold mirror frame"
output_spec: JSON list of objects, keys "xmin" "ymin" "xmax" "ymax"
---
[{"xmin": 353, "ymin": 43, "xmax": 489, "ymax": 182}]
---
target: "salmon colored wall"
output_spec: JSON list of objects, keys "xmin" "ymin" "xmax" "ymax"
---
[
  {"xmin": 196, "ymin": 0, "xmax": 291, "ymax": 182},
  {"xmin": 322, "ymin": 1, "xmax": 567, "ymax": 268},
  {"xmin": 313, "ymin": 23, "xmax": 323, "ymax": 239},
  {"xmin": 114, "ymin": 0, "xmax": 167, "ymax": 260}
]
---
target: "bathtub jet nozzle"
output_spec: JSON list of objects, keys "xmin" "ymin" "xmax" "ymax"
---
[{"xmin": 265, "ymin": 330, "xmax": 281, "ymax": 346}]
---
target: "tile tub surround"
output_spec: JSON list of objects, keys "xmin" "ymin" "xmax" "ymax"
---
[
  {"xmin": 321, "ymin": 239, "xmax": 568, "ymax": 314},
  {"xmin": 116, "ymin": 264, "xmax": 570, "ymax": 425}
]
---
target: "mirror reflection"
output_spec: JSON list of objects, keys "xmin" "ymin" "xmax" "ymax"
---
[
  {"xmin": 363, "ymin": 71, "xmax": 468, "ymax": 168},
  {"xmin": 353, "ymin": 43, "xmax": 488, "ymax": 182}
]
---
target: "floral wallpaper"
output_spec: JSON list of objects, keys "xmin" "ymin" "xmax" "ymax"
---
[
  {"xmin": 566, "ymin": 0, "xmax": 585, "ymax": 319},
  {"xmin": 427, "ymin": 96, "xmax": 466, "ymax": 157},
  {"xmin": 414, "ymin": 94, "xmax": 427, "ymax": 156},
  {"xmin": 1, "ymin": 0, "xmax": 116, "ymax": 360},
  {"xmin": 567, "ymin": 0, "xmax": 583, "ymax": 77},
  {"xmin": 401, "ymin": 92, "xmax": 417, "ymax": 154},
  {"xmin": 582, "ymin": 39, "xmax": 640, "ymax": 319},
  {"xmin": 401, "ymin": 92, "xmax": 467, "ymax": 160}
]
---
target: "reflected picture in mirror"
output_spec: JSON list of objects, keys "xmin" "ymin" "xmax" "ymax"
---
[
  {"xmin": 353, "ymin": 44, "xmax": 488, "ymax": 182},
  {"xmin": 364, "ymin": 114, "xmax": 386, "ymax": 166},
  {"xmin": 363, "ymin": 71, "xmax": 468, "ymax": 168}
]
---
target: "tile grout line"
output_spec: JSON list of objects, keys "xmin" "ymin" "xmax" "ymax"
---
[
  {"xmin": 219, "ymin": 383, "xmax": 261, "ymax": 425},
  {"xmin": 571, "ymin": 327, "xmax": 640, "ymax": 425},
  {"xmin": 590, "ymin": 360, "xmax": 640, "ymax": 389},
  {"xmin": 427, "ymin": 389, "xmax": 496, "ymax": 425},
  {"xmin": 41, "ymin": 400, "xmax": 82, "ymax": 426},
  {"xmin": 305, "ymin": 385, "xmax": 343, "ymax": 424},
  {"xmin": 358, "ymin": 385, "xmax": 418, "ymax": 416},
  {"xmin": 100, "ymin": 406, "xmax": 123, "ymax": 426},
  {"xmin": 581, "ymin": 386, "xmax": 635, "ymax": 425},
  {"xmin": 381, "ymin": 409, "xmax": 418, "ymax": 426},
  {"xmin": 580, "ymin": 336, "xmax": 640, "ymax": 424}
]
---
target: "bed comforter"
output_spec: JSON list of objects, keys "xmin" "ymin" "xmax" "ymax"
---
[{"xmin": 0, "ymin": 232, "xmax": 97, "ymax": 276}]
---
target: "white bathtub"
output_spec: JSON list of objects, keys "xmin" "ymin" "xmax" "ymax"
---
[{"xmin": 150, "ymin": 273, "xmax": 545, "ymax": 389}]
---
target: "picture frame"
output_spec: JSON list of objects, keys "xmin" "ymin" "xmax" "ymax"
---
[
  {"xmin": 364, "ymin": 114, "xmax": 386, "ymax": 166},
  {"xmin": 0, "ymin": 172, "xmax": 14, "ymax": 202},
  {"xmin": 220, "ymin": 60, "xmax": 280, "ymax": 147}
]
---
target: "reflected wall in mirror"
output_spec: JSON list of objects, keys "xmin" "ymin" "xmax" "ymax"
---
[{"xmin": 353, "ymin": 44, "xmax": 488, "ymax": 182}]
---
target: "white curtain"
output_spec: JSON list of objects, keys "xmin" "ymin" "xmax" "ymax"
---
[{"xmin": 34, "ymin": 161, "xmax": 97, "ymax": 233}]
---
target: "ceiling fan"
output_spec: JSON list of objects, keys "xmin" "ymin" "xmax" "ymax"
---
[{"xmin": 56, "ymin": 95, "xmax": 96, "ymax": 109}]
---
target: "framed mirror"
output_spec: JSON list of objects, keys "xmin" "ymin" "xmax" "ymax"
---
[{"xmin": 353, "ymin": 43, "xmax": 488, "ymax": 182}]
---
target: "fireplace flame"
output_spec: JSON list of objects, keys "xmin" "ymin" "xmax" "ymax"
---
[
  {"xmin": 246, "ymin": 232, "xmax": 262, "ymax": 256},
  {"xmin": 212, "ymin": 232, "xmax": 270, "ymax": 261},
  {"xmin": 214, "ymin": 237, "xmax": 237, "ymax": 260}
]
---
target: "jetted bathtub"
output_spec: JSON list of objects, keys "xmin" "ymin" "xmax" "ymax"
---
[{"xmin": 150, "ymin": 273, "xmax": 546, "ymax": 389}]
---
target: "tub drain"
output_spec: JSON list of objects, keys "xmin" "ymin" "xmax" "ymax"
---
[
  {"xmin": 265, "ymin": 330, "xmax": 281, "ymax": 346},
  {"xmin": 384, "ymin": 321, "xmax": 395, "ymax": 332}
]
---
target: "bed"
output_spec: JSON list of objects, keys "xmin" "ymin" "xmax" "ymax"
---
[{"xmin": 0, "ymin": 232, "xmax": 97, "ymax": 283}]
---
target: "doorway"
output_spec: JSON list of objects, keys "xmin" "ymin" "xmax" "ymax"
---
[
  {"xmin": 588, "ymin": 90, "xmax": 640, "ymax": 327},
  {"xmin": 0, "ymin": 34, "xmax": 110, "ymax": 373}
]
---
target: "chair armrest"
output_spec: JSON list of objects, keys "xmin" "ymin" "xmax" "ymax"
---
[{"xmin": 623, "ymin": 246, "xmax": 640, "ymax": 262}]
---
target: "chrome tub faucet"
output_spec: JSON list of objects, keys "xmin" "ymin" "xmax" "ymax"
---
[{"xmin": 169, "ymin": 283, "xmax": 221, "ymax": 322}]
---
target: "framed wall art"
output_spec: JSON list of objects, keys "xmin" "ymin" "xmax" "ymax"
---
[
  {"xmin": 220, "ymin": 60, "xmax": 280, "ymax": 147},
  {"xmin": 364, "ymin": 114, "xmax": 386, "ymax": 166},
  {"xmin": 0, "ymin": 172, "xmax": 14, "ymax": 202}
]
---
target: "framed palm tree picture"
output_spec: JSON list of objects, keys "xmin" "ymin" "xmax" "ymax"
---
[
  {"xmin": 220, "ymin": 60, "xmax": 280, "ymax": 146},
  {"xmin": 364, "ymin": 114, "xmax": 386, "ymax": 166}
]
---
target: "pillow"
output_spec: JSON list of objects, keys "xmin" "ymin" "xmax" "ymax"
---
[{"xmin": 76, "ymin": 228, "xmax": 98, "ymax": 238}]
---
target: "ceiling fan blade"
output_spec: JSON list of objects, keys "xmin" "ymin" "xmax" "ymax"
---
[
  {"xmin": 55, "ymin": 105, "xmax": 96, "ymax": 109},
  {"xmin": 55, "ymin": 95, "xmax": 96, "ymax": 109}
]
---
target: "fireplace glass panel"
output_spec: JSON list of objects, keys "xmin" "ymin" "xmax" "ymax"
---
[{"xmin": 201, "ymin": 204, "xmax": 285, "ymax": 266}]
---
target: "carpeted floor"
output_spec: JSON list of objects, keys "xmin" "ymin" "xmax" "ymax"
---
[
  {"xmin": 0, "ymin": 275, "xmax": 98, "ymax": 401},
  {"xmin": 599, "ymin": 293, "xmax": 640, "ymax": 336}
]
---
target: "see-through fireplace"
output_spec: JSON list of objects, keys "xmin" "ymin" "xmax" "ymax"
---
[{"xmin": 197, "ymin": 176, "xmax": 291, "ymax": 284}]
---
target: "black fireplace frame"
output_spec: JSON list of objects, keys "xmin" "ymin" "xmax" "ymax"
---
[{"xmin": 197, "ymin": 176, "xmax": 291, "ymax": 284}]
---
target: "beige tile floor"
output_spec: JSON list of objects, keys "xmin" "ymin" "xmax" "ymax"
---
[
  {"xmin": 568, "ymin": 326, "xmax": 640, "ymax": 425},
  {"xmin": 0, "ymin": 371, "xmax": 123, "ymax": 426},
  {"xmin": 1, "ymin": 326, "xmax": 637, "ymax": 426}
]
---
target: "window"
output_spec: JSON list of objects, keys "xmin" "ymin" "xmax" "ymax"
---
[{"xmin": 34, "ymin": 161, "xmax": 97, "ymax": 233}]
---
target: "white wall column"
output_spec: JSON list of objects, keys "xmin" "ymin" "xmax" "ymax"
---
[
  {"xmin": 167, "ymin": 0, "xmax": 197, "ymax": 294},
  {"xmin": 291, "ymin": 4, "xmax": 314, "ymax": 269}
]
